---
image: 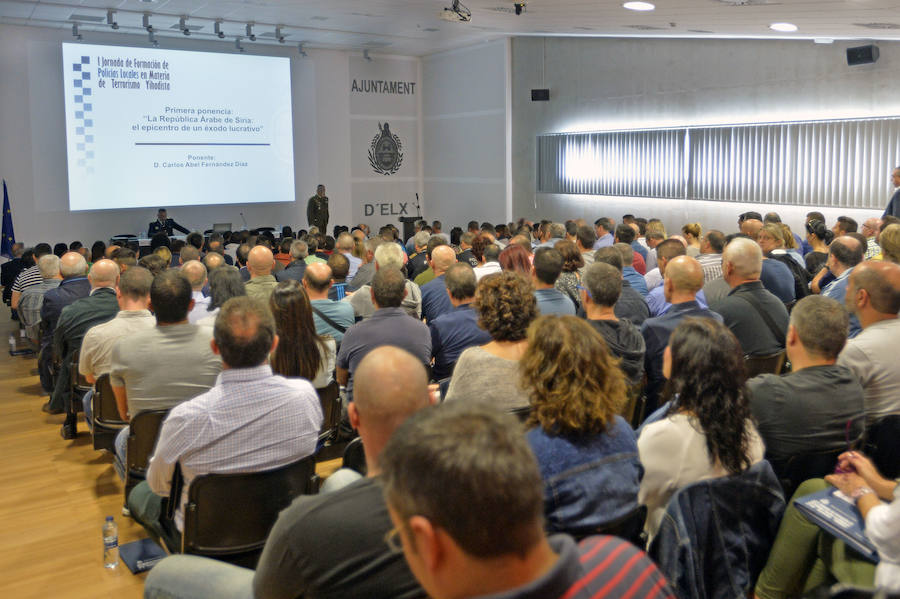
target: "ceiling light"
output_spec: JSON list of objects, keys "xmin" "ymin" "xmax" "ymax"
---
[
  {"xmin": 275, "ymin": 26, "xmax": 285, "ymax": 43},
  {"xmin": 246, "ymin": 23, "xmax": 256, "ymax": 42},
  {"xmin": 769, "ymin": 22, "xmax": 798, "ymax": 32},
  {"xmin": 214, "ymin": 20, "xmax": 225, "ymax": 39},
  {"xmin": 298, "ymin": 43, "xmax": 308, "ymax": 57},
  {"xmin": 235, "ymin": 37, "xmax": 244, "ymax": 52},
  {"xmin": 71, "ymin": 23, "xmax": 82, "ymax": 41},
  {"xmin": 179, "ymin": 16, "xmax": 190, "ymax": 36},
  {"xmin": 106, "ymin": 10, "xmax": 118, "ymax": 30},
  {"xmin": 623, "ymin": 2, "xmax": 655, "ymax": 11}
]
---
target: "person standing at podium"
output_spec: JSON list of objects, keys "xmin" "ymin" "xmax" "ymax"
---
[{"xmin": 147, "ymin": 208, "xmax": 190, "ymax": 237}]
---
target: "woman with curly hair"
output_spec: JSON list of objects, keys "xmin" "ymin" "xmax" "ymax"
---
[
  {"xmin": 638, "ymin": 317, "xmax": 765, "ymax": 538},
  {"xmin": 269, "ymin": 280, "xmax": 335, "ymax": 389},
  {"xmin": 522, "ymin": 315, "xmax": 641, "ymax": 536},
  {"xmin": 553, "ymin": 239, "xmax": 584, "ymax": 311},
  {"xmin": 444, "ymin": 271, "xmax": 536, "ymax": 409},
  {"xmin": 498, "ymin": 243, "xmax": 532, "ymax": 275}
]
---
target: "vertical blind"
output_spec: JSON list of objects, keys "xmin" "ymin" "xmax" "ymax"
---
[{"xmin": 537, "ymin": 116, "xmax": 900, "ymax": 209}]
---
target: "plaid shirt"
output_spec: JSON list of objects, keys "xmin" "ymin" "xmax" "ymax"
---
[{"xmin": 146, "ymin": 364, "xmax": 323, "ymax": 531}]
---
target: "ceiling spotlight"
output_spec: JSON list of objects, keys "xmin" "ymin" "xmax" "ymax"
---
[
  {"xmin": 298, "ymin": 43, "xmax": 308, "ymax": 57},
  {"xmin": 71, "ymin": 23, "xmax": 82, "ymax": 41},
  {"xmin": 275, "ymin": 26, "xmax": 286, "ymax": 43},
  {"xmin": 246, "ymin": 23, "xmax": 256, "ymax": 42},
  {"xmin": 214, "ymin": 20, "xmax": 225, "ymax": 39},
  {"xmin": 623, "ymin": 1, "xmax": 655, "ymax": 11},
  {"xmin": 770, "ymin": 22, "xmax": 798, "ymax": 32},
  {"xmin": 148, "ymin": 30, "xmax": 158, "ymax": 47},
  {"xmin": 440, "ymin": 0, "xmax": 472, "ymax": 23},
  {"xmin": 235, "ymin": 37, "xmax": 245, "ymax": 52},
  {"xmin": 142, "ymin": 13, "xmax": 153, "ymax": 32},
  {"xmin": 514, "ymin": 2, "xmax": 526, "ymax": 15},
  {"xmin": 179, "ymin": 16, "xmax": 191, "ymax": 36},
  {"xmin": 363, "ymin": 49, "xmax": 372, "ymax": 61},
  {"xmin": 106, "ymin": 10, "xmax": 119, "ymax": 30}
]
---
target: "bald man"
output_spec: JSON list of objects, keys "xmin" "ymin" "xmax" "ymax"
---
[
  {"xmin": 711, "ymin": 237, "xmax": 789, "ymax": 357},
  {"xmin": 244, "ymin": 245, "xmax": 278, "ymax": 303},
  {"xmin": 419, "ymin": 244, "xmax": 458, "ymax": 323},
  {"xmin": 641, "ymin": 256, "xmax": 723, "ymax": 413},
  {"xmin": 740, "ymin": 218, "xmax": 764, "ymax": 241},
  {"xmin": 50, "ymin": 259, "xmax": 122, "ymax": 436},
  {"xmin": 837, "ymin": 261, "xmax": 900, "ymax": 425},
  {"xmin": 303, "ymin": 262, "xmax": 355, "ymax": 345},
  {"xmin": 645, "ymin": 239, "xmax": 710, "ymax": 316},
  {"xmin": 861, "ymin": 217, "xmax": 882, "ymax": 259},
  {"xmin": 143, "ymin": 346, "xmax": 433, "ymax": 599},
  {"xmin": 182, "ymin": 260, "xmax": 211, "ymax": 324}
]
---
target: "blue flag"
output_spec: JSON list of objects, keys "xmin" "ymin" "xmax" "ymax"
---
[{"xmin": 1, "ymin": 180, "xmax": 15, "ymax": 259}]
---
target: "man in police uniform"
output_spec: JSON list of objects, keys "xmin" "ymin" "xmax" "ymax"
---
[
  {"xmin": 147, "ymin": 209, "xmax": 190, "ymax": 237},
  {"xmin": 307, "ymin": 185, "xmax": 329, "ymax": 233}
]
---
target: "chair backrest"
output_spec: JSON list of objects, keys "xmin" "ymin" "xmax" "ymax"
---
[
  {"xmin": 865, "ymin": 415, "xmax": 900, "ymax": 480},
  {"xmin": 181, "ymin": 454, "xmax": 318, "ymax": 566},
  {"xmin": 127, "ymin": 410, "xmax": 169, "ymax": 473},
  {"xmin": 316, "ymin": 380, "xmax": 341, "ymax": 435},
  {"xmin": 769, "ymin": 448, "xmax": 844, "ymax": 501},
  {"xmin": 93, "ymin": 373, "xmax": 127, "ymax": 427},
  {"xmin": 342, "ymin": 437, "xmax": 367, "ymax": 476},
  {"xmin": 744, "ymin": 351, "xmax": 786, "ymax": 378},
  {"xmin": 649, "ymin": 460, "xmax": 786, "ymax": 599},
  {"xmin": 69, "ymin": 349, "xmax": 92, "ymax": 393}
]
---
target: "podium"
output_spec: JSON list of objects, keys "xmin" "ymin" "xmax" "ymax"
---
[{"xmin": 399, "ymin": 217, "xmax": 419, "ymax": 242}]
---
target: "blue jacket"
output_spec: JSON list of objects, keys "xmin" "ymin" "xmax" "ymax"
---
[
  {"xmin": 528, "ymin": 416, "xmax": 643, "ymax": 536},
  {"xmin": 648, "ymin": 460, "xmax": 785, "ymax": 599}
]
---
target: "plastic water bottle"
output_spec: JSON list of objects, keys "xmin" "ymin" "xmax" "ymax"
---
[{"xmin": 103, "ymin": 516, "xmax": 119, "ymax": 568}]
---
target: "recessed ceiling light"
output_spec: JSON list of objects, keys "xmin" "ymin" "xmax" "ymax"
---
[
  {"xmin": 769, "ymin": 22, "xmax": 798, "ymax": 32},
  {"xmin": 623, "ymin": 2, "xmax": 655, "ymax": 11}
]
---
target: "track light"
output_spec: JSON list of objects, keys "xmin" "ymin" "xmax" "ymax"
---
[
  {"xmin": 275, "ymin": 26, "xmax": 285, "ymax": 43},
  {"xmin": 148, "ymin": 30, "xmax": 158, "ymax": 47},
  {"xmin": 363, "ymin": 49, "xmax": 372, "ymax": 61},
  {"xmin": 298, "ymin": 43, "xmax": 308, "ymax": 57},
  {"xmin": 106, "ymin": 10, "xmax": 118, "ymax": 30},
  {"xmin": 71, "ymin": 23, "xmax": 82, "ymax": 41},
  {"xmin": 214, "ymin": 20, "xmax": 225, "ymax": 39},
  {"xmin": 179, "ymin": 16, "xmax": 191, "ymax": 36},
  {"xmin": 142, "ymin": 13, "xmax": 153, "ymax": 32},
  {"xmin": 235, "ymin": 37, "xmax": 245, "ymax": 52},
  {"xmin": 245, "ymin": 23, "xmax": 256, "ymax": 42}
]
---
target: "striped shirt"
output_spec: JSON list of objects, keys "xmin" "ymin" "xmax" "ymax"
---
[
  {"xmin": 483, "ymin": 535, "xmax": 674, "ymax": 599},
  {"xmin": 12, "ymin": 265, "xmax": 42, "ymax": 293},
  {"xmin": 696, "ymin": 253, "xmax": 723, "ymax": 284},
  {"xmin": 146, "ymin": 364, "xmax": 323, "ymax": 531}
]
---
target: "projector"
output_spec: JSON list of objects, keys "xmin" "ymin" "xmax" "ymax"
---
[{"xmin": 440, "ymin": 0, "xmax": 472, "ymax": 22}]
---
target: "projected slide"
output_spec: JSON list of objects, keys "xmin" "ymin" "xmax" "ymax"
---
[{"xmin": 61, "ymin": 43, "xmax": 295, "ymax": 212}]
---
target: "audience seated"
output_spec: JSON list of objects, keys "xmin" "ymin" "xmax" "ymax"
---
[
  {"xmin": 521, "ymin": 315, "xmax": 642, "ymax": 536},
  {"xmin": 615, "ymin": 242, "xmax": 649, "ymax": 297},
  {"xmin": 337, "ymin": 268, "xmax": 431, "ymax": 404},
  {"xmin": 646, "ymin": 239, "xmax": 709, "ymax": 316},
  {"xmin": 444, "ymin": 272, "xmax": 534, "ymax": 409},
  {"xmin": 244, "ymin": 246, "xmax": 278, "ymax": 303},
  {"xmin": 326, "ymin": 252, "xmax": 350, "ymax": 301},
  {"xmin": 593, "ymin": 247, "xmax": 651, "ymax": 326},
  {"xmin": 696, "ymin": 229, "xmax": 725, "ymax": 283},
  {"xmin": 428, "ymin": 263, "xmax": 491, "ymax": 381},
  {"xmin": 755, "ymin": 451, "xmax": 900, "ymax": 597},
  {"xmin": 195, "ymin": 267, "xmax": 245, "ymax": 327},
  {"xmin": 128, "ymin": 295, "xmax": 322, "ymax": 550},
  {"xmin": 420, "ymin": 245, "xmax": 458, "ymax": 322},
  {"xmin": 638, "ymin": 318, "xmax": 765, "ymax": 539},
  {"xmin": 473, "ymin": 241, "xmax": 502, "ymax": 281},
  {"xmin": 747, "ymin": 295, "xmax": 865, "ymax": 464},
  {"xmin": 712, "ymin": 237, "xmax": 789, "ymax": 357},
  {"xmin": 109, "ymin": 270, "xmax": 222, "ymax": 480},
  {"xmin": 405, "ymin": 231, "xmax": 432, "ymax": 282},
  {"xmin": 836, "ymin": 261, "xmax": 900, "ymax": 426},
  {"xmin": 51, "ymin": 259, "xmax": 121, "ymax": 435},
  {"xmin": 9, "ymin": 242, "xmax": 52, "ymax": 311},
  {"xmin": 581, "ymin": 262, "xmax": 645, "ymax": 385},
  {"xmin": 347, "ymin": 236, "xmax": 381, "ymax": 291},
  {"xmin": 18, "ymin": 254, "xmax": 61, "ymax": 342},
  {"xmin": 269, "ymin": 280, "xmax": 335, "ymax": 389},
  {"xmin": 274, "ymin": 240, "xmax": 307, "ymax": 283},
  {"xmin": 379, "ymin": 401, "xmax": 675, "ymax": 599},
  {"xmin": 347, "ymin": 242, "xmax": 421, "ymax": 320},
  {"xmin": 817, "ymin": 236, "xmax": 865, "ymax": 336},
  {"xmin": 531, "ymin": 247, "xmax": 575, "ymax": 315},
  {"xmin": 182, "ymin": 261, "xmax": 210, "ymax": 324}
]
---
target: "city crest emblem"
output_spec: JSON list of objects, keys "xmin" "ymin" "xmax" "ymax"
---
[{"xmin": 368, "ymin": 122, "xmax": 403, "ymax": 175}]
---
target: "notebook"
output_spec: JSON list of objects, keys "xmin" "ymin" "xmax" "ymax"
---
[{"xmin": 794, "ymin": 487, "xmax": 879, "ymax": 563}]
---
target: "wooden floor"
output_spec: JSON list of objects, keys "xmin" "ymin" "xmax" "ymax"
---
[{"xmin": 0, "ymin": 310, "xmax": 342, "ymax": 598}]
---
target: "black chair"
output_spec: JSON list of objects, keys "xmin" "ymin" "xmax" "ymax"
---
[
  {"xmin": 68, "ymin": 349, "xmax": 91, "ymax": 413},
  {"xmin": 342, "ymin": 437, "xmax": 367, "ymax": 476},
  {"xmin": 622, "ymin": 379, "xmax": 647, "ymax": 428},
  {"xmin": 176, "ymin": 455, "xmax": 319, "ymax": 567},
  {"xmin": 768, "ymin": 448, "xmax": 845, "ymax": 501},
  {"xmin": 316, "ymin": 380, "xmax": 342, "ymax": 436},
  {"xmin": 124, "ymin": 409, "xmax": 170, "ymax": 499},
  {"xmin": 91, "ymin": 373, "xmax": 127, "ymax": 452},
  {"xmin": 864, "ymin": 415, "xmax": 900, "ymax": 480},
  {"xmin": 571, "ymin": 505, "xmax": 648, "ymax": 549},
  {"xmin": 744, "ymin": 351, "xmax": 787, "ymax": 378}
]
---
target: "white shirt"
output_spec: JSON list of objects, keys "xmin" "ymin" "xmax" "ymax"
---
[
  {"xmin": 188, "ymin": 290, "xmax": 212, "ymax": 324},
  {"xmin": 79, "ymin": 310, "xmax": 155, "ymax": 378},
  {"xmin": 473, "ymin": 261, "xmax": 502, "ymax": 282},
  {"xmin": 868, "ymin": 485, "xmax": 900, "ymax": 591},
  {"xmin": 837, "ymin": 318, "xmax": 900, "ymax": 425},
  {"xmin": 644, "ymin": 268, "xmax": 662, "ymax": 291}
]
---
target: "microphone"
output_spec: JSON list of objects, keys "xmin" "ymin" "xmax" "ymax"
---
[{"xmin": 240, "ymin": 212, "xmax": 248, "ymax": 228}]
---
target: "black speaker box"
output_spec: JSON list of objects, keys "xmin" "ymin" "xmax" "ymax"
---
[
  {"xmin": 531, "ymin": 88, "xmax": 550, "ymax": 101},
  {"xmin": 847, "ymin": 45, "xmax": 879, "ymax": 66}
]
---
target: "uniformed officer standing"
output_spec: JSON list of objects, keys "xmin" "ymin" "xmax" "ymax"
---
[{"xmin": 307, "ymin": 185, "xmax": 329, "ymax": 233}]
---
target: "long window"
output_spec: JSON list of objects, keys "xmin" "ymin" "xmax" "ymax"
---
[{"xmin": 537, "ymin": 117, "xmax": 900, "ymax": 209}]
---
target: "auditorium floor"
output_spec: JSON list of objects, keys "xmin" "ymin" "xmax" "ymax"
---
[{"xmin": 0, "ymin": 312, "xmax": 342, "ymax": 598}]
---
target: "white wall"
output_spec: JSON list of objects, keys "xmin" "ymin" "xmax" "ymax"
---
[
  {"xmin": 511, "ymin": 37, "xmax": 895, "ymax": 234},
  {"xmin": 0, "ymin": 24, "xmax": 420, "ymax": 245},
  {"xmin": 422, "ymin": 40, "xmax": 510, "ymax": 227}
]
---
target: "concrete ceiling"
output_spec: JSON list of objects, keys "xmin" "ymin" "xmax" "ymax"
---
[{"xmin": 2, "ymin": 0, "xmax": 900, "ymax": 56}]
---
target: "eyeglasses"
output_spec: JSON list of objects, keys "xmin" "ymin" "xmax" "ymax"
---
[
  {"xmin": 576, "ymin": 284, "xmax": 592, "ymax": 299},
  {"xmin": 384, "ymin": 526, "xmax": 403, "ymax": 553}
]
